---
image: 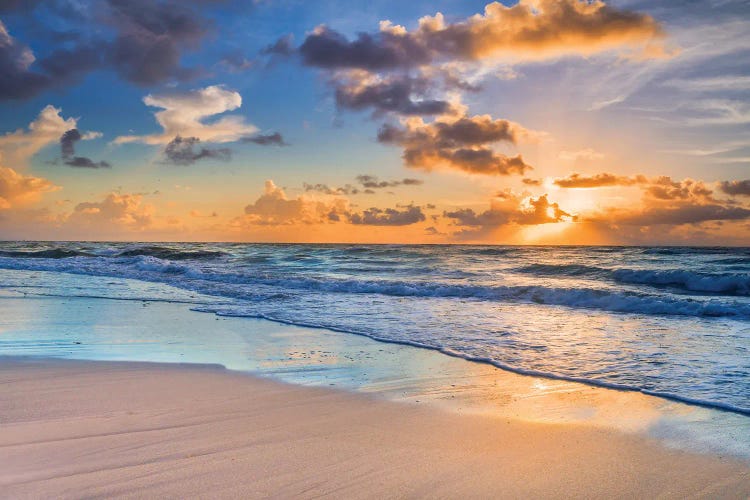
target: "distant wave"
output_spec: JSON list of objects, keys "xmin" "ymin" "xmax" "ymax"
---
[
  {"xmin": 0, "ymin": 255, "xmax": 748, "ymax": 319},
  {"xmin": 0, "ymin": 249, "xmax": 93, "ymax": 259},
  {"xmin": 515, "ymin": 263, "xmax": 750, "ymax": 296},
  {"xmin": 515, "ymin": 263, "xmax": 607, "ymax": 277},
  {"xmin": 640, "ymin": 247, "xmax": 749, "ymax": 256},
  {"xmin": 612, "ymin": 269, "xmax": 750, "ymax": 295},
  {"xmin": 115, "ymin": 246, "xmax": 228, "ymax": 260}
]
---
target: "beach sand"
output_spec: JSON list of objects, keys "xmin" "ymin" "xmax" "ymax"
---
[{"xmin": 1, "ymin": 358, "xmax": 748, "ymax": 499}]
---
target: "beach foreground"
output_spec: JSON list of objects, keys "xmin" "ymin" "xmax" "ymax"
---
[{"xmin": 1, "ymin": 358, "xmax": 748, "ymax": 499}]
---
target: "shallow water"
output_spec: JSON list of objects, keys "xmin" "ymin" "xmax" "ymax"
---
[
  {"xmin": 1, "ymin": 293, "xmax": 749, "ymax": 460},
  {"xmin": 0, "ymin": 242, "xmax": 748, "ymax": 414}
]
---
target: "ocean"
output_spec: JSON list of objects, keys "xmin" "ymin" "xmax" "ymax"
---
[{"xmin": 0, "ymin": 242, "xmax": 748, "ymax": 415}]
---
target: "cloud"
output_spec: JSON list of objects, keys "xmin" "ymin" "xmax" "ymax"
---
[
  {"xmin": 62, "ymin": 156, "xmax": 112, "ymax": 169},
  {"xmin": 60, "ymin": 129, "xmax": 81, "ymax": 159},
  {"xmin": 644, "ymin": 177, "xmax": 714, "ymax": 202},
  {"xmin": 218, "ymin": 51, "xmax": 255, "ymax": 72},
  {"xmin": 59, "ymin": 128, "xmax": 111, "ymax": 169},
  {"xmin": 303, "ymin": 175, "xmax": 423, "ymax": 196},
  {"xmin": 348, "ymin": 204, "xmax": 426, "ymax": 226},
  {"xmin": 581, "ymin": 176, "xmax": 750, "ymax": 228},
  {"xmin": 0, "ymin": 19, "xmax": 99, "ymax": 101},
  {"xmin": 68, "ymin": 192, "xmax": 154, "ymax": 230},
  {"xmin": 241, "ymin": 132, "xmax": 288, "ymax": 146},
  {"xmin": 333, "ymin": 72, "xmax": 452, "ymax": 116},
  {"xmin": 553, "ymin": 172, "xmax": 649, "ymax": 188},
  {"xmin": 377, "ymin": 114, "xmax": 534, "ymax": 175},
  {"xmin": 114, "ymin": 85, "xmax": 258, "ymax": 145},
  {"xmin": 0, "ymin": 1, "xmax": 44, "ymax": 13},
  {"xmin": 299, "ymin": 1, "xmax": 665, "ymax": 72},
  {"xmin": 522, "ymin": 178, "xmax": 542, "ymax": 186},
  {"xmin": 303, "ymin": 183, "xmax": 359, "ymax": 196},
  {"xmin": 0, "ymin": 0, "xmax": 213, "ymax": 100},
  {"xmin": 104, "ymin": 0, "xmax": 210, "ymax": 85},
  {"xmin": 0, "ymin": 165, "xmax": 59, "ymax": 209},
  {"xmin": 444, "ymin": 191, "xmax": 574, "ymax": 230},
  {"xmin": 720, "ymin": 180, "xmax": 750, "ymax": 197},
  {"xmin": 242, "ymin": 180, "xmax": 347, "ymax": 225},
  {"xmin": 558, "ymin": 148, "xmax": 605, "ymax": 161},
  {"xmin": 162, "ymin": 136, "xmax": 231, "ymax": 165},
  {"xmin": 355, "ymin": 175, "xmax": 423, "ymax": 188},
  {"xmin": 261, "ymin": 34, "xmax": 295, "ymax": 57},
  {"xmin": 0, "ymin": 105, "xmax": 97, "ymax": 166},
  {"xmin": 595, "ymin": 204, "xmax": 750, "ymax": 226}
]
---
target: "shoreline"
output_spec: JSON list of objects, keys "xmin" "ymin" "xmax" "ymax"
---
[
  {"xmin": 4, "ymin": 287, "xmax": 750, "ymax": 419},
  {"xmin": 2, "ymin": 357, "xmax": 749, "ymax": 498},
  {"xmin": 1, "ymin": 293, "xmax": 750, "ymax": 461}
]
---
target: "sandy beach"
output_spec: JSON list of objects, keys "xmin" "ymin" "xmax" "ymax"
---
[{"xmin": 1, "ymin": 357, "xmax": 748, "ymax": 499}]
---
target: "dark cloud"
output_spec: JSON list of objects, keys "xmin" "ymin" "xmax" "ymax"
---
[
  {"xmin": 241, "ymin": 132, "xmax": 288, "ymax": 146},
  {"xmin": 59, "ymin": 128, "xmax": 111, "ymax": 169},
  {"xmin": 378, "ymin": 115, "xmax": 533, "ymax": 175},
  {"xmin": 299, "ymin": 27, "xmax": 430, "ymax": 71},
  {"xmin": 64, "ymin": 157, "xmax": 112, "ymax": 169},
  {"xmin": 163, "ymin": 136, "xmax": 231, "ymax": 165},
  {"xmin": 348, "ymin": 205, "xmax": 426, "ymax": 226},
  {"xmin": 355, "ymin": 175, "xmax": 423, "ymax": 188},
  {"xmin": 298, "ymin": 1, "xmax": 664, "ymax": 72},
  {"xmin": 60, "ymin": 128, "xmax": 82, "ymax": 158},
  {"xmin": 719, "ymin": 179, "xmax": 750, "ymax": 196},
  {"xmin": 522, "ymin": 178, "xmax": 542, "ymax": 186},
  {"xmin": 0, "ymin": 0, "xmax": 44, "ymax": 13},
  {"xmin": 0, "ymin": 19, "xmax": 94, "ymax": 100},
  {"xmin": 261, "ymin": 34, "xmax": 295, "ymax": 57},
  {"xmin": 0, "ymin": 0, "xmax": 215, "ymax": 100},
  {"xmin": 105, "ymin": 0, "xmax": 210, "ymax": 85},
  {"xmin": 302, "ymin": 175, "xmax": 423, "ymax": 196},
  {"xmin": 303, "ymin": 183, "xmax": 359, "ymax": 196},
  {"xmin": 335, "ymin": 75, "xmax": 451, "ymax": 116}
]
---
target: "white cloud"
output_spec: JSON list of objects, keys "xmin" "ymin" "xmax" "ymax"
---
[
  {"xmin": 0, "ymin": 105, "xmax": 98, "ymax": 167},
  {"xmin": 114, "ymin": 85, "xmax": 258, "ymax": 145}
]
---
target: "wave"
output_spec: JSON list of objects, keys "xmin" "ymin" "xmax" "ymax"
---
[
  {"xmin": 515, "ymin": 263, "xmax": 607, "ymax": 277},
  {"xmin": 194, "ymin": 306, "xmax": 750, "ymax": 417},
  {"xmin": 115, "ymin": 246, "xmax": 227, "ymax": 260},
  {"xmin": 612, "ymin": 269, "xmax": 750, "ymax": 295},
  {"xmin": 515, "ymin": 263, "xmax": 750, "ymax": 296},
  {"xmin": 0, "ymin": 248, "xmax": 93, "ymax": 259},
  {"xmin": 0, "ymin": 255, "xmax": 748, "ymax": 319}
]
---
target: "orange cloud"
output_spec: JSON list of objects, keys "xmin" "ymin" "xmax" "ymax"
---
[
  {"xmin": 239, "ymin": 180, "xmax": 348, "ymax": 226},
  {"xmin": 378, "ymin": 114, "xmax": 534, "ymax": 175},
  {"xmin": 411, "ymin": 0, "xmax": 667, "ymax": 61},
  {"xmin": 68, "ymin": 193, "xmax": 154, "ymax": 230},
  {"xmin": 300, "ymin": 0, "xmax": 667, "ymax": 72},
  {"xmin": 444, "ymin": 191, "xmax": 575, "ymax": 240},
  {"xmin": 553, "ymin": 172, "xmax": 649, "ymax": 188},
  {"xmin": 0, "ymin": 166, "xmax": 59, "ymax": 209}
]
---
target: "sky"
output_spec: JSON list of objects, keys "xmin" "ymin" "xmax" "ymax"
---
[{"xmin": 0, "ymin": 0, "xmax": 748, "ymax": 244}]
